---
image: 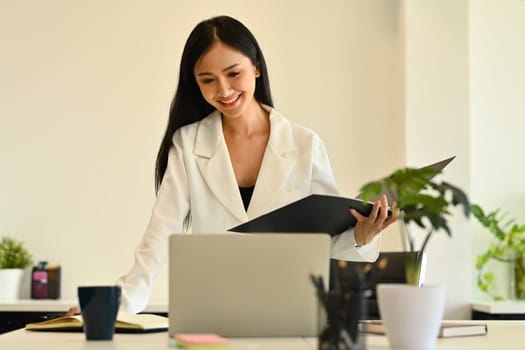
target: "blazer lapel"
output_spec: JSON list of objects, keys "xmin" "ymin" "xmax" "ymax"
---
[
  {"xmin": 194, "ymin": 111, "xmax": 247, "ymax": 223},
  {"xmin": 248, "ymin": 109, "xmax": 298, "ymax": 218}
]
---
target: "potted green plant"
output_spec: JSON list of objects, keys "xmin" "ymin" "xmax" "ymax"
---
[
  {"xmin": 0, "ymin": 236, "xmax": 33, "ymax": 301},
  {"xmin": 471, "ymin": 204, "xmax": 525, "ymax": 300},
  {"xmin": 358, "ymin": 164, "xmax": 470, "ymax": 349},
  {"xmin": 359, "ymin": 166, "xmax": 470, "ymax": 284}
]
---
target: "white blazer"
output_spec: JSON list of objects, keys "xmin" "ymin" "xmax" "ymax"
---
[{"xmin": 117, "ymin": 106, "xmax": 380, "ymax": 313}]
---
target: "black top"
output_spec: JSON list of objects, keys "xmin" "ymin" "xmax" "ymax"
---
[{"xmin": 239, "ymin": 186, "xmax": 255, "ymax": 211}]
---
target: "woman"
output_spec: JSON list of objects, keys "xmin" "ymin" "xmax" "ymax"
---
[{"xmin": 115, "ymin": 15, "xmax": 398, "ymax": 313}]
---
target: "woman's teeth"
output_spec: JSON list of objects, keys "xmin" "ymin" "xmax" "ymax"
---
[{"xmin": 221, "ymin": 95, "xmax": 240, "ymax": 105}]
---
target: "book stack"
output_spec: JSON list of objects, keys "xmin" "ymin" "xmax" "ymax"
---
[{"xmin": 360, "ymin": 320, "xmax": 488, "ymax": 338}]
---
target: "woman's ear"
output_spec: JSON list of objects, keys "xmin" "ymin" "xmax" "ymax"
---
[{"xmin": 255, "ymin": 62, "xmax": 262, "ymax": 77}]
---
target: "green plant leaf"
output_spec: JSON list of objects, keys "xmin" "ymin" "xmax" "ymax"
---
[
  {"xmin": 471, "ymin": 204, "xmax": 484, "ymax": 220},
  {"xmin": 442, "ymin": 182, "xmax": 470, "ymax": 216},
  {"xmin": 359, "ymin": 183, "xmax": 384, "ymax": 202}
]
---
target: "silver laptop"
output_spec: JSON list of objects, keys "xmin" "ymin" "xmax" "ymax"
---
[{"xmin": 168, "ymin": 233, "xmax": 331, "ymax": 337}]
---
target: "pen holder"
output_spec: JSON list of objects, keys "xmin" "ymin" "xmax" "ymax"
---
[
  {"xmin": 317, "ymin": 289, "xmax": 367, "ymax": 350},
  {"xmin": 31, "ymin": 263, "xmax": 61, "ymax": 299}
]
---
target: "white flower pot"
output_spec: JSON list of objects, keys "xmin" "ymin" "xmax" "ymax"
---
[
  {"xmin": 377, "ymin": 283, "xmax": 446, "ymax": 350},
  {"xmin": 0, "ymin": 268, "xmax": 25, "ymax": 301}
]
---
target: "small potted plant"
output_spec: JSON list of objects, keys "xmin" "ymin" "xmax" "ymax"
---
[
  {"xmin": 471, "ymin": 204, "xmax": 525, "ymax": 300},
  {"xmin": 0, "ymin": 236, "xmax": 33, "ymax": 301},
  {"xmin": 358, "ymin": 162, "xmax": 470, "ymax": 349}
]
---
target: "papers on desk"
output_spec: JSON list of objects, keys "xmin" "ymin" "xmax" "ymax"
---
[
  {"xmin": 360, "ymin": 320, "xmax": 488, "ymax": 338},
  {"xmin": 25, "ymin": 312, "xmax": 168, "ymax": 333}
]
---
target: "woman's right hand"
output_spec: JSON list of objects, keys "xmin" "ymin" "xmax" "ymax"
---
[{"xmin": 350, "ymin": 194, "xmax": 399, "ymax": 246}]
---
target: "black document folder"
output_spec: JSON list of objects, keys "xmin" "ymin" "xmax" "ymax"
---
[
  {"xmin": 230, "ymin": 194, "xmax": 375, "ymax": 237},
  {"xmin": 229, "ymin": 156, "xmax": 455, "ymax": 237}
]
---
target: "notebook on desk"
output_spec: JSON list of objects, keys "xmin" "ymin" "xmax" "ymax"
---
[{"xmin": 168, "ymin": 233, "xmax": 331, "ymax": 337}]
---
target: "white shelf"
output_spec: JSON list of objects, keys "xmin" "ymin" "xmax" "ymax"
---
[
  {"xmin": 472, "ymin": 300, "xmax": 525, "ymax": 314},
  {"xmin": 0, "ymin": 299, "xmax": 167, "ymax": 313}
]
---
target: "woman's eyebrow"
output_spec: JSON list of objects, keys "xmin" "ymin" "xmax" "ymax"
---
[
  {"xmin": 196, "ymin": 63, "xmax": 240, "ymax": 76},
  {"xmin": 222, "ymin": 63, "xmax": 240, "ymax": 71}
]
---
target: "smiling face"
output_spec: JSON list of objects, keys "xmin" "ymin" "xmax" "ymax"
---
[{"xmin": 194, "ymin": 41, "xmax": 260, "ymax": 120}]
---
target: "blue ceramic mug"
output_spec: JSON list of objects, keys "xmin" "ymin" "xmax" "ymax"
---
[{"xmin": 78, "ymin": 286, "xmax": 121, "ymax": 340}]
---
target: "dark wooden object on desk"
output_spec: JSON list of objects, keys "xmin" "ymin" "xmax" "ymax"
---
[
  {"xmin": 0, "ymin": 312, "xmax": 64, "ymax": 334},
  {"xmin": 331, "ymin": 251, "xmax": 414, "ymax": 319}
]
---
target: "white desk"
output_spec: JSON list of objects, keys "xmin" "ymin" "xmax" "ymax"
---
[
  {"xmin": 0, "ymin": 330, "xmax": 310, "ymax": 350},
  {"xmin": 1, "ymin": 321, "xmax": 524, "ymax": 350}
]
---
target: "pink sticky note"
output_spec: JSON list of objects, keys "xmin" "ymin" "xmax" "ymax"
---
[{"xmin": 175, "ymin": 333, "xmax": 229, "ymax": 345}]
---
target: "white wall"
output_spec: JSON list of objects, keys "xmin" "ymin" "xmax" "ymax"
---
[
  {"xmin": 469, "ymin": 0, "xmax": 525, "ymax": 299},
  {"xmin": 402, "ymin": 0, "xmax": 525, "ymax": 317},
  {"xmin": 0, "ymin": 1, "xmax": 404, "ymax": 304},
  {"xmin": 403, "ymin": 0, "xmax": 471, "ymax": 319}
]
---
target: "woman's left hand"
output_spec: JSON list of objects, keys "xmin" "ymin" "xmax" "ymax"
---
[{"xmin": 350, "ymin": 194, "xmax": 399, "ymax": 247}]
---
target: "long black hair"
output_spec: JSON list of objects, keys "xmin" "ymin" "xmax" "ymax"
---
[{"xmin": 155, "ymin": 16, "xmax": 274, "ymax": 192}]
